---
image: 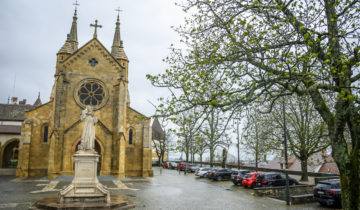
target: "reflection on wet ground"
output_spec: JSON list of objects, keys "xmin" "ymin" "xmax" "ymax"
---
[{"xmin": 0, "ymin": 167, "xmax": 337, "ymax": 210}]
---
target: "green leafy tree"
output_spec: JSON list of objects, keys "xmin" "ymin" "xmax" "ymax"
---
[{"xmin": 147, "ymin": 1, "xmax": 360, "ymax": 208}]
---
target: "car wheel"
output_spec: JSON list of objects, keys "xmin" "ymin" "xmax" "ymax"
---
[
  {"xmin": 217, "ymin": 176, "xmax": 222, "ymax": 181},
  {"xmin": 250, "ymin": 183, "xmax": 256, "ymax": 189}
]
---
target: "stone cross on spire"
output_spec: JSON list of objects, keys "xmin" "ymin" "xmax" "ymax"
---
[
  {"xmin": 115, "ymin": 7, "xmax": 122, "ymax": 18},
  {"xmin": 73, "ymin": 0, "xmax": 80, "ymax": 13},
  {"xmin": 90, "ymin": 20, "xmax": 102, "ymax": 38}
]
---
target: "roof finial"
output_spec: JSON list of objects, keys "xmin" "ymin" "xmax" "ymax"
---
[
  {"xmin": 115, "ymin": 7, "xmax": 122, "ymax": 21},
  {"xmin": 73, "ymin": 0, "xmax": 80, "ymax": 14},
  {"xmin": 90, "ymin": 20, "xmax": 102, "ymax": 38}
]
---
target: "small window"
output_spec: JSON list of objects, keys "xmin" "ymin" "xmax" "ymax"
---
[
  {"xmin": 43, "ymin": 125, "xmax": 49, "ymax": 143},
  {"xmin": 129, "ymin": 129, "xmax": 133, "ymax": 144}
]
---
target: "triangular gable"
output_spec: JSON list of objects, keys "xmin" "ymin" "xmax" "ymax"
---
[
  {"xmin": 62, "ymin": 38, "xmax": 125, "ymax": 71},
  {"xmin": 128, "ymin": 107, "xmax": 150, "ymax": 120}
]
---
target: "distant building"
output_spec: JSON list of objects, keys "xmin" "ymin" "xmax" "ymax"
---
[
  {"xmin": 151, "ymin": 118, "xmax": 167, "ymax": 162},
  {"xmin": 0, "ymin": 96, "xmax": 39, "ymax": 169},
  {"xmin": 265, "ymin": 151, "xmax": 339, "ymax": 175}
]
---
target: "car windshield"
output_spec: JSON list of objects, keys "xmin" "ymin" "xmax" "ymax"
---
[
  {"xmin": 244, "ymin": 174, "xmax": 252, "ymax": 178},
  {"xmin": 316, "ymin": 183, "xmax": 332, "ymax": 189}
]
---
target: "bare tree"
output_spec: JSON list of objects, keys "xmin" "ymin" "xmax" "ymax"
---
[{"xmin": 267, "ymin": 95, "xmax": 330, "ymax": 181}]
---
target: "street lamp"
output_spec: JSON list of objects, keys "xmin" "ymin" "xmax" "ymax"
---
[
  {"xmin": 233, "ymin": 116, "xmax": 241, "ymax": 170},
  {"xmin": 282, "ymin": 99, "xmax": 290, "ymax": 205}
]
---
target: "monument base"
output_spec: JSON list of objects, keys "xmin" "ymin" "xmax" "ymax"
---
[
  {"xmin": 58, "ymin": 151, "xmax": 111, "ymax": 203},
  {"xmin": 30, "ymin": 195, "xmax": 135, "ymax": 210}
]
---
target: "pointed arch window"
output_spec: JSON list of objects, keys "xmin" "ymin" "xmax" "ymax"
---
[
  {"xmin": 42, "ymin": 124, "xmax": 49, "ymax": 143},
  {"xmin": 129, "ymin": 129, "xmax": 133, "ymax": 144}
]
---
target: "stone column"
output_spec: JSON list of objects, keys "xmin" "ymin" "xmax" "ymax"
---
[
  {"xmin": 16, "ymin": 119, "xmax": 32, "ymax": 177},
  {"xmin": 142, "ymin": 124, "xmax": 153, "ymax": 177},
  {"xmin": 118, "ymin": 133, "xmax": 126, "ymax": 178}
]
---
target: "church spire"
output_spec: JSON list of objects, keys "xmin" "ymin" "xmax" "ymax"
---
[
  {"xmin": 58, "ymin": 8, "xmax": 79, "ymax": 54},
  {"xmin": 111, "ymin": 8, "xmax": 128, "ymax": 60},
  {"xmin": 69, "ymin": 9, "xmax": 78, "ymax": 46}
]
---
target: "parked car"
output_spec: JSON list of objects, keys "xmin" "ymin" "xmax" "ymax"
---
[
  {"xmin": 195, "ymin": 168, "xmax": 211, "ymax": 178},
  {"xmin": 241, "ymin": 172, "xmax": 263, "ymax": 188},
  {"xmin": 168, "ymin": 162, "xmax": 177, "ymax": 169},
  {"xmin": 231, "ymin": 170, "xmax": 252, "ymax": 185},
  {"xmin": 212, "ymin": 168, "xmax": 233, "ymax": 181},
  {"xmin": 189, "ymin": 164, "xmax": 200, "ymax": 172},
  {"xmin": 152, "ymin": 161, "xmax": 160, "ymax": 166},
  {"xmin": 313, "ymin": 179, "xmax": 341, "ymax": 207},
  {"xmin": 162, "ymin": 162, "xmax": 169, "ymax": 168},
  {"xmin": 207, "ymin": 168, "xmax": 220, "ymax": 179},
  {"xmin": 256, "ymin": 172, "xmax": 299, "ymax": 187}
]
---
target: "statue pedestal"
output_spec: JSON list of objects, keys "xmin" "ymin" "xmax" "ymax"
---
[
  {"xmin": 31, "ymin": 150, "xmax": 135, "ymax": 209},
  {"xmin": 58, "ymin": 151, "xmax": 110, "ymax": 203}
]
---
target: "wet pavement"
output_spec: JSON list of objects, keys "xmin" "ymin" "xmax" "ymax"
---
[{"xmin": 0, "ymin": 167, "xmax": 338, "ymax": 209}]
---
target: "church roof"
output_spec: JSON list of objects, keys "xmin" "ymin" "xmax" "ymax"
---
[
  {"xmin": 152, "ymin": 118, "xmax": 165, "ymax": 139},
  {"xmin": 0, "ymin": 104, "xmax": 35, "ymax": 121},
  {"xmin": 62, "ymin": 38, "xmax": 123, "ymax": 70},
  {"xmin": 0, "ymin": 125, "xmax": 21, "ymax": 134}
]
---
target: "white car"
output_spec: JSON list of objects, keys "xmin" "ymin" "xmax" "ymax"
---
[{"xmin": 195, "ymin": 168, "xmax": 211, "ymax": 178}]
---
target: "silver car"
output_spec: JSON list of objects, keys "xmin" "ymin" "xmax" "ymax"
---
[{"xmin": 195, "ymin": 167, "xmax": 211, "ymax": 178}]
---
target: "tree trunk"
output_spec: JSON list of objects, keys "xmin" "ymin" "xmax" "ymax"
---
[
  {"xmin": 300, "ymin": 158, "xmax": 308, "ymax": 181},
  {"xmin": 255, "ymin": 151, "xmax": 258, "ymax": 170},
  {"xmin": 332, "ymin": 138, "xmax": 360, "ymax": 210},
  {"xmin": 210, "ymin": 149, "xmax": 214, "ymax": 167},
  {"xmin": 200, "ymin": 154, "xmax": 203, "ymax": 167}
]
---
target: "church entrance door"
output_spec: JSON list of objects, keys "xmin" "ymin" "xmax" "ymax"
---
[
  {"xmin": 75, "ymin": 140, "xmax": 102, "ymax": 175},
  {"xmin": 1, "ymin": 140, "xmax": 19, "ymax": 168}
]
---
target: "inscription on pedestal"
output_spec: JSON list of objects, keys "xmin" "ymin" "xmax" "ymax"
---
[
  {"xmin": 76, "ymin": 162, "xmax": 94, "ymax": 178},
  {"xmin": 75, "ymin": 188, "xmax": 95, "ymax": 194}
]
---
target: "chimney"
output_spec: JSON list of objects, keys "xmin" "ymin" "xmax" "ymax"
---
[
  {"xmin": 11, "ymin": 97, "xmax": 18, "ymax": 104},
  {"xmin": 19, "ymin": 99, "xmax": 26, "ymax": 105}
]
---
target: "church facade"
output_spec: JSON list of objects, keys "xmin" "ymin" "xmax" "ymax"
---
[{"xmin": 16, "ymin": 10, "xmax": 153, "ymax": 178}]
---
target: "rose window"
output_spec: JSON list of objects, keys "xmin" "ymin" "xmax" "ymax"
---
[{"xmin": 74, "ymin": 79, "xmax": 108, "ymax": 110}]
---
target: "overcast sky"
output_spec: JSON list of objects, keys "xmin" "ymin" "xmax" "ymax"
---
[{"xmin": 0, "ymin": 0, "xmax": 185, "ymax": 117}]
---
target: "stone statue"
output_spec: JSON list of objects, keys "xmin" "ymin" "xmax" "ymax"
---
[{"xmin": 78, "ymin": 106, "xmax": 98, "ymax": 151}]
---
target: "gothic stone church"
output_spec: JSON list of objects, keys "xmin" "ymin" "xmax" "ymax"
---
[{"xmin": 16, "ymin": 10, "xmax": 153, "ymax": 178}]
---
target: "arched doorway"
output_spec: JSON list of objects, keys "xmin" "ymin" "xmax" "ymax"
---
[
  {"xmin": 2, "ymin": 140, "xmax": 19, "ymax": 168},
  {"xmin": 74, "ymin": 140, "xmax": 102, "ymax": 175}
]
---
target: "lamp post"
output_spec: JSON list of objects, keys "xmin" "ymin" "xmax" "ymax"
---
[
  {"xmin": 234, "ymin": 117, "xmax": 241, "ymax": 170},
  {"xmin": 282, "ymin": 99, "xmax": 290, "ymax": 205}
]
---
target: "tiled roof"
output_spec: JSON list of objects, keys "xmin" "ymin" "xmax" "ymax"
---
[
  {"xmin": 0, "ymin": 125, "xmax": 21, "ymax": 134},
  {"xmin": 33, "ymin": 97, "xmax": 42, "ymax": 106},
  {"xmin": 265, "ymin": 152, "xmax": 339, "ymax": 174},
  {"xmin": 0, "ymin": 104, "xmax": 35, "ymax": 121}
]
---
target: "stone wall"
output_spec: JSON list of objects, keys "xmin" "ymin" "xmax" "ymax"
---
[{"xmin": 253, "ymin": 185, "xmax": 314, "ymax": 201}]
